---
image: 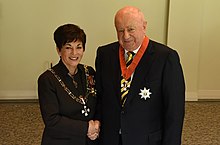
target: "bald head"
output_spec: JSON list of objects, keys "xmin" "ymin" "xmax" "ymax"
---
[
  {"xmin": 114, "ymin": 6, "xmax": 147, "ymax": 51},
  {"xmin": 114, "ymin": 6, "xmax": 146, "ymax": 26}
]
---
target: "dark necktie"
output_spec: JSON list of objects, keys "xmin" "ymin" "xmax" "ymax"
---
[{"xmin": 121, "ymin": 51, "xmax": 135, "ymax": 107}]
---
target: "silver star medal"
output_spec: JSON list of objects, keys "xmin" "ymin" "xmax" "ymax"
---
[
  {"xmin": 80, "ymin": 98, "xmax": 90, "ymax": 116},
  {"xmin": 139, "ymin": 87, "xmax": 152, "ymax": 100}
]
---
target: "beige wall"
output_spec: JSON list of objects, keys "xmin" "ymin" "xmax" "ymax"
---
[
  {"xmin": 0, "ymin": 0, "xmax": 168, "ymax": 99},
  {"xmin": 168, "ymin": 0, "xmax": 220, "ymax": 100},
  {"xmin": 1, "ymin": 0, "xmax": 220, "ymax": 100}
]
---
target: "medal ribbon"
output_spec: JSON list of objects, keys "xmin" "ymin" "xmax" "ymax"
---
[{"xmin": 119, "ymin": 36, "xmax": 149, "ymax": 80}]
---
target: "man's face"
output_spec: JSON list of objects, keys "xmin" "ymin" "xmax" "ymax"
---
[{"xmin": 115, "ymin": 13, "xmax": 146, "ymax": 51}]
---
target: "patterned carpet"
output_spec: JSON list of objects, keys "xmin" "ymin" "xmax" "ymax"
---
[{"xmin": 0, "ymin": 101, "xmax": 219, "ymax": 145}]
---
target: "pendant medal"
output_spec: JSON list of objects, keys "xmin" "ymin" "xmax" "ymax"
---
[
  {"xmin": 82, "ymin": 105, "xmax": 90, "ymax": 116},
  {"xmin": 121, "ymin": 78, "xmax": 131, "ymax": 91},
  {"xmin": 80, "ymin": 97, "xmax": 90, "ymax": 116}
]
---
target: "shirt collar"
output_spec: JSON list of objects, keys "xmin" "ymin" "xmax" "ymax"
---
[{"xmin": 124, "ymin": 45, "xmax": 141, "ymax": 57}]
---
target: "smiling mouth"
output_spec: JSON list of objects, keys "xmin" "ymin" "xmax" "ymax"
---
[
  {"xmin": 124, "ymin": 39, "xmax": 133, "ymax": 43},
  {"xmin": 69, "ymin": 57, "xmax": 78, "ymax": 61}
]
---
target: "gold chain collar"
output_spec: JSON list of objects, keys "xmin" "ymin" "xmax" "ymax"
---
[{"xmin": 49, "ymin": 65, "xmax": 96, "ymax": 105}]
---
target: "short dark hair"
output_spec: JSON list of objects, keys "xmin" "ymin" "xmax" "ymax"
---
[{"xmin": 54, "ymin": 24, "xmax": 86, "ymax": 51}]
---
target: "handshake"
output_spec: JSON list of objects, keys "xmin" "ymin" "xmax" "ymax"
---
[{"xmin": 87, "ymin": 120, "xmax": 100, "ymax": 140}]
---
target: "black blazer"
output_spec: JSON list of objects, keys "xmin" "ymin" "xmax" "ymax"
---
[
  {"xmin": 95, "ymin": 40, "xmax": 185, "ymax": 145},
  {"xmin": 38, "ymin": 60, "xmax": 97, "ymax": 145}
]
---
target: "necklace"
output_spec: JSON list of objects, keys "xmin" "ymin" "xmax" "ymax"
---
[
  {"xmin": 68, "ymin": 69, "xmax": 78, "ymax": 88},
  {"xmin": 49, "ymin": 66, "xmax": 96, "ymax": 116}
]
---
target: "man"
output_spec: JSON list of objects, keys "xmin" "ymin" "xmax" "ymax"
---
[{"xmin": 95, "ymin": 6, "xmax": 185, "ymax": 145}]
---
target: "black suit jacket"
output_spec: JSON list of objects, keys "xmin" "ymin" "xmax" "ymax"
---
[
  {"xmin": 95, "ymin": 40, "xmax": 185, "ymax": 145},
  {"xmin": 38, "ymin": 60, "xmax": 97, "ymax": 145}
]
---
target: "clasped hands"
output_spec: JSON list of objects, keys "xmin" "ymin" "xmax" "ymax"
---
[{"xmin": 87, "ymin": 120, "xmax": 100, "ymax": 140}]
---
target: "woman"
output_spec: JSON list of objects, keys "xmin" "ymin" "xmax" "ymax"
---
[{"xmin": 38, "ymin": 24, "xmax": 99, "ymax": 145}]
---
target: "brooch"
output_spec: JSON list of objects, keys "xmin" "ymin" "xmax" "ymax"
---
[{"xmin": 139, "ymin": 87, "xmax": 152, "ymax": 100}]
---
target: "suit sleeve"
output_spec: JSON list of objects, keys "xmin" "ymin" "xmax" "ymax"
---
[
  {"xmin": 162, "ymin": 50, "xmax": 185, "ymax": 145},
  {"xmin": 38, "ymin": 72, "xmax": 88, "ymax": 138},
  {"xmin": 95, "ymin": 47, "xmax": 102, "ymax": 121}
]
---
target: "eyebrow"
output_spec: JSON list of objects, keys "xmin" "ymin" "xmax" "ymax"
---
[
  {"xmin": 65, "ymin": 43, "xmax": 82, "ymax": 47},
  {"xmin": 65, "ymin": 43, "xmax": 72, "ymax": 46}
]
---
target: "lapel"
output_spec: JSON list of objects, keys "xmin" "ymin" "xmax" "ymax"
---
[
  {"xmin": 111, "ymin": 43, "xmax": 122, "ymax": 108},
  {"xmin": 123, "ymin": 40, "xmax": 155, "ymax": 108}
]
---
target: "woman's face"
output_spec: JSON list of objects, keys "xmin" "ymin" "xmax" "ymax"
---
[{"xmin": 57, "ymin": 40, "xmax": 84, "ymax": 70}]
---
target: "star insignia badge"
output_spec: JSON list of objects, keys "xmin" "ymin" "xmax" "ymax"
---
[{"xmin": 139, "ymin": 87, "xmax": 152, "ymax": 100}]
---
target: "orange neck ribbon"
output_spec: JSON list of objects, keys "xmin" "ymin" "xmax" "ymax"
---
[{"xmin": 119, "ymin": 36, "xmax": 149, "ymax": 80}]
